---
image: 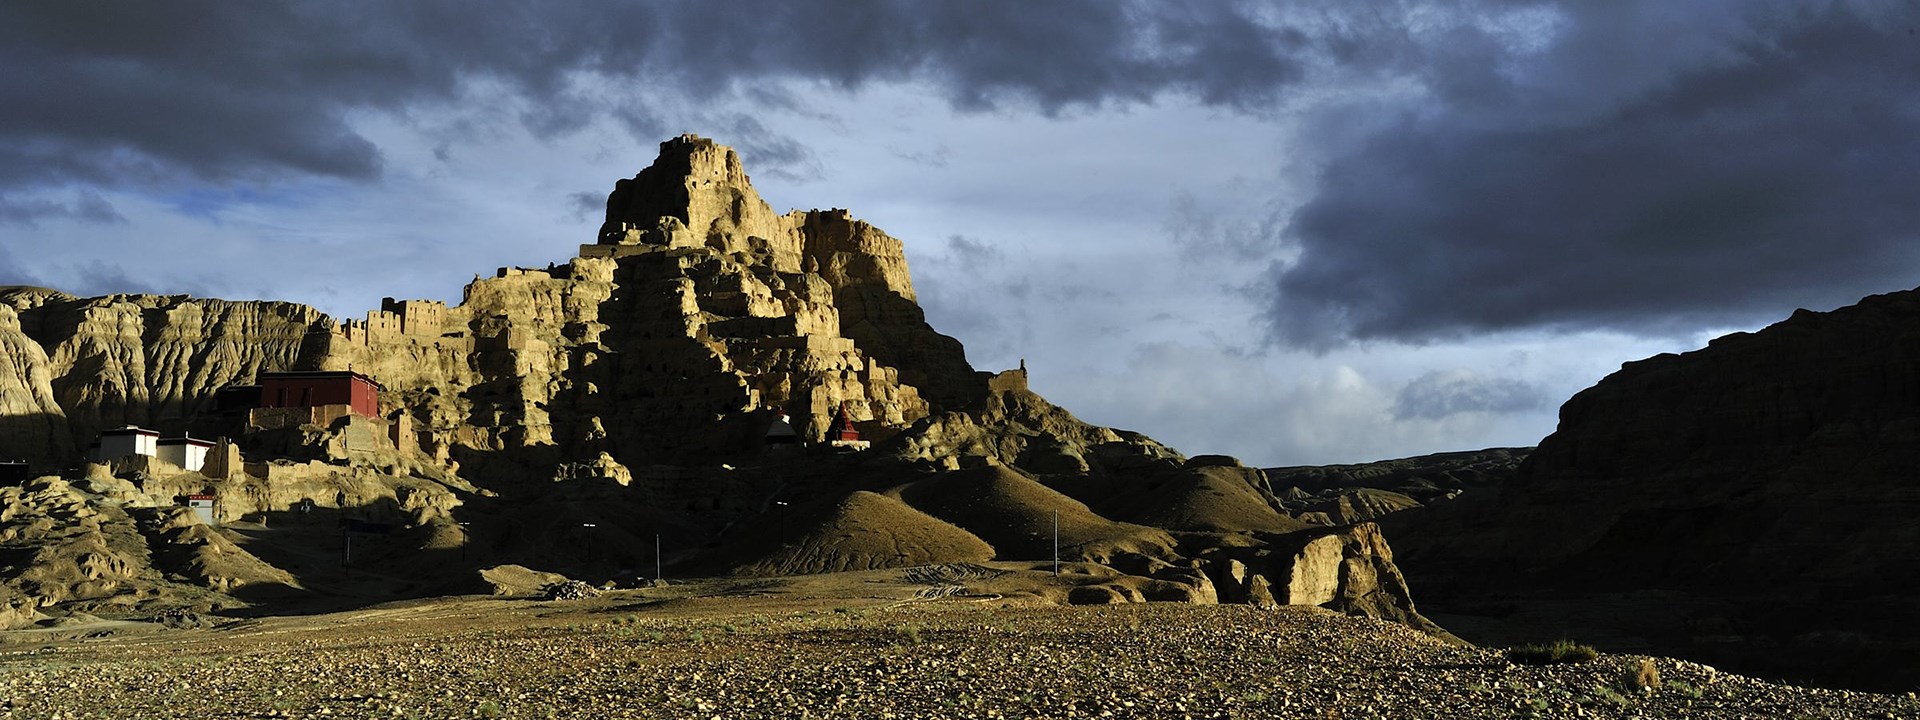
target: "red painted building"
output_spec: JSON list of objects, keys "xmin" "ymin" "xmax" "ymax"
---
[
  {"xmin": 257, "ymin": 371, "xmax": 382, "ymax": 418},
  {"xmin": 824, "ymin": 403, "xmax": 862, "ymax": 443}
]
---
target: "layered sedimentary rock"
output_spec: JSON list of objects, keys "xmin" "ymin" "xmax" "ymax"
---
[
  {"xmin": 0, "ymin": 302, "xmax": 70, "ymax": 465},
  {"xmin": 0, "ymin": 289, "xmax": 328, "ymax": 466},
  {"xmin": 1392, "ymin": 290, "xmax": 1920, "ymax": 690}
]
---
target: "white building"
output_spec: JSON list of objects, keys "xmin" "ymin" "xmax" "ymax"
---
[
  {"xmin": 95, "ymin": 426, "xmax": 160, "ymax": 461},
  {"xmin": 157, "ymin": 436, "xmax": 214, "ymax": 472},
  {"xmin": 185, "ymin": 494, "xmax": 217, "ymax": 525}
]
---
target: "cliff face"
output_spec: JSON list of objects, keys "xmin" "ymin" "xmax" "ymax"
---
[
  {"xmin": 0, "ymin": 289, "xmax": 331, "ymax": 465},
  {"xmin": 0, "ymin": 302, "xmax": 70, "ymax": 464},
  {"xmin": 1392, "ymin": 289, "xmax": 1920, "ymax": 691}
]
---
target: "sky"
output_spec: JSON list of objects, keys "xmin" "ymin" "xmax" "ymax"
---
[{"xmin": 3, "ymin": 1, "xmax": 1917, "ymax": 466}]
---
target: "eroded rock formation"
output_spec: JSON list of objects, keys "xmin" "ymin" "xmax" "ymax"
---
[{"xmin": 0, "ymin": 135, "xmax": 1438, "ymax": 635}]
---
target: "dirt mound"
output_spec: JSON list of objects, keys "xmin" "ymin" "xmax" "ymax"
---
[
  {"xmin": 0, "ymin": 477, "xmax": 258, "ymax": 616},
  {"xmin": 1101, "ymin": 465, "xmax": 1309, "ymax": 533},
  {"xmin": 142, "ymin": 508, "xmax": 301, "ymax": 596},
  {"xmin": 733, "ymin": 491, "xmax": 993, "ymax": 576},
  {"xmin": 888, "ymin": 465, "xmax": 1176, "ymax": 563}
]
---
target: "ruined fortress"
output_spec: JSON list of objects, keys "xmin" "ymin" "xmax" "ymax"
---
[
  {"xmin": 0, "ymin": 134, "xmax": 981, "ymax": 490},
  {"xmin": 0, "ymin": 136, "xmax": 1443, "ymax": 645}
]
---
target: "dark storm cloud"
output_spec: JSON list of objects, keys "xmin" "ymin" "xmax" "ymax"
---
[
  {"xmin": 0, "ymin": 0, "xmax": 1319, "ymax": 221},
  {"xmin": 1266, "ymin": 1, "xmax": 1920, "ymax": 348},
  {"xmin": 0, "ymin": 2, "xmax": 661, "ymax": 191},
  {"xmin": 15, "ymin": 0, "xmax": 1909, "ymax": 354}
]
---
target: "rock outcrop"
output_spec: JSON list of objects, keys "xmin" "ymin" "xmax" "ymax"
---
[
  {"xmin": 1196, "ymin": 523, "xmax": 1444, "ymax": 635},
  {"xmin": 1390, "ymin": 290, "xmax": 1920, "ymax": 691},
  {"xmin": 599, "ymin": 135, "xmax": 980, "ymax": 409}
]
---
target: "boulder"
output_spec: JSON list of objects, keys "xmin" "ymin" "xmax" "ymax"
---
[
  {"xmin": 481, "ymin": 565, "xmax": 572, "ymax": 597},
  {"xmin": 1202, "ymin": 523, "xmax": 1441, "ymax": 632}
]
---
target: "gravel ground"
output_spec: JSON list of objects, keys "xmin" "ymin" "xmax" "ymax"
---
[{"xmin": 0, "ymin": 598, "xmax": 1912, "ymax": 719}]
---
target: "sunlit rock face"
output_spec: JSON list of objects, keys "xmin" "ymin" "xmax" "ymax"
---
[
  {"xmin": 0, "ymin": 135, "xmax": 979, "ymax": 480},
  {"xmin": 0, "ymin": 136, "xmax": 1438, "ymax": 637}
]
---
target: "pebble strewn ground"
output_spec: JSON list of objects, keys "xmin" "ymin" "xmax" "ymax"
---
[{"xmin": 0, "ymin": 599, "xmax": 1913, "ymax": 719}]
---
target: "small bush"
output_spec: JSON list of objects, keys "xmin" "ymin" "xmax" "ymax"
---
[
  {"xmin": 1629, "ymin": 658, "xmax": 1661, "ymax": 691},
  {"xmin": 1506, "ymin": 639, "xmax": 1599, "ymax": 665}
]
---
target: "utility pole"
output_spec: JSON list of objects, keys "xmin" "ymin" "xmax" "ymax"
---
[
  {"xmin": 775, "ymin": 501, "xmax": 789, "ymax": 546},
  {"xmin": 655, "ymin": 533, "xmax": 663, "ymax": 584},
  {"xmin": 581, "ymin": 523, "xmax": 597, "ymax": 567},
  {"xmin": 1052, "ymin": 509, "xmax": 1060, "ymax": 576}
]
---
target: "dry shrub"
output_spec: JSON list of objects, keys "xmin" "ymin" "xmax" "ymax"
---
[
  {"xmin": 1630, "ymin": 658, "xmax": 1662, "ymax": 691},
  {"xmin": 1506, "ymin": 639, "xmax": 1599, "ymax": 665}
]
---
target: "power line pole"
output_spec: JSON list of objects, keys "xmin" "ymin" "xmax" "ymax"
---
[{"xmin": 1052, "ymin": 509, "xmax": 1059, "ymax": 576}]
